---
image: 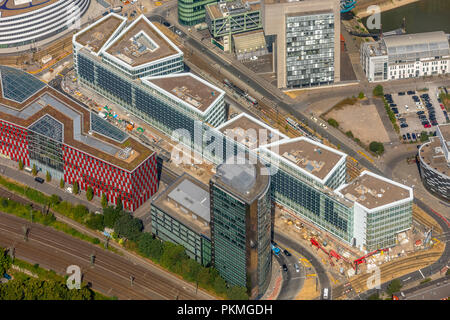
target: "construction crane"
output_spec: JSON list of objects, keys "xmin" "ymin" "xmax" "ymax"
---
[
  {"xmin": 310, "ymin": 238, "xmax": 355, "ymax": 269},
  {"xmin": 353, "ymin": 248, "xmax": 389, "ymax": 273}
]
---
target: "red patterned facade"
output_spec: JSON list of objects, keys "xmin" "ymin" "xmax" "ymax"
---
[
  {"xmin": 0, "ymin": 119, "xmax": 30, "ymax": 166},
  {"xmin": 63, "ymin": 145, "xmax": 158, "ymax": 212},
  {"xmin": 0, "ymin": 119, "xmax": 158, "ymax": 212}
]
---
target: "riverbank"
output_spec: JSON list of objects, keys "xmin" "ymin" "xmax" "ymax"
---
[{"xmin": 355, "ymin": 0, "xmax": 420, "ymax": 18}]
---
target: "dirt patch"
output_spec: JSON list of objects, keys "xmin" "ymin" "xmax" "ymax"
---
[{"xmin": 325, "ymin": 102, "xmax": 390, "ymax": 145}]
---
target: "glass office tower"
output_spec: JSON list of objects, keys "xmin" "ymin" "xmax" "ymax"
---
[{"xmin": 210, "ymin": 160, "xmax": 272, "ymax": 299}]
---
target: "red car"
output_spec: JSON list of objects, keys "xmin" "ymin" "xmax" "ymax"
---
[
  {"xmin": 441, "ymin": 104, "xmax": 445, "ymax": 110},
  {"xmin": 424, "ymin": 124, "xmax": 431, "ymax": 128}
]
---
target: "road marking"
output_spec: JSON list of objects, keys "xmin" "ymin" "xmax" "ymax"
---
[
  {"xmin": 306, "ymin": 274, "xmax": 317, "ymax": 277},
  {"xmin": 357, "ymin": 150, "xmax": 374, "ymax": 163},
  {"xmin": 418, "ymin": 269, "xmax": 425, "ymax": 279}
]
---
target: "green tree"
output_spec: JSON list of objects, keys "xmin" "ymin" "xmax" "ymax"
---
[
  {"xmin": 60, "ymin": 178, "xmax": 65, "ymax": 189},
  {"xmin": 345, "ymin": 131, "xmax": 354, "ymax": 139},
  {"xmin": 138, "ymin": 233, "xmax": 163, "ymax": 262},
  {"xmin": 386, "ymin": 279, "xmax": 402, "ymax": 295},
  {"xmin": 160, "ymin": 242, "xmax": 188, "ymax": 272},
  {"xmin": 50, "ymin": 194, "xmax": 60, "ymax": 206},
  {"xmin": 116, "ymin": 197, "xmax": 123, "ymax": 211},
  {"xmin": 101, "ymin": 194, "xmax": 108, "ymax": 208},
  {"xmin": 327, "ymin": 118, "xmax": 339, "ymax": 128},
  {"xmin": 373, "ymin": 85, "xmax": 384, "ymax": 97},
  {"xmin": 86, "ymin": 213, "xmax": 105, "ymax": 231},
  {"xmin": 420, "ymin": 131, "xmax": 429, "ymax": 142},
  {"xmin": 103, "ymin": 206, "xmax": 122, "ymax": 228},
  {"xmin": 113, "ymin": 213, "xmax": 143, "ymax": 241},
  {"xmin": 73, "ymin": 205, "xmax": 89, "ymax": 221},
  {"xmin": 369, "ymin": 141, "xmax": 385, "ymax": 155},
  {"xmin": 358, "ymin": 91, "xmax": 365, "ymax": 99},
  {"xmin": 86, "ymin": 186, "xmax": 94, "ymax": 201},
  {"xmin": 72, "ymin": 181, "xmax": 79, "ymax": 195},
  {"xmin": 226, "ymin": 286, "xmax": 249, "ymax": 300},
  {"xmin": 0, "ymin": 248, "xmax": 12, "ymax": 276},
  {"xmin": 32, "ymin": 164, "xmax": 37, "ymax": 176},
  {"xmin": 46, "ymin": 171, "xmax": 51, "ymax": 182},
  {"xmin": 18, "ymin": 159, "xmax": 24, "ymax": 170}
]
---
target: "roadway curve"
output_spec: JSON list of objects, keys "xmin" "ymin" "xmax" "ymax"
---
[
  {"xmin": 0, "ymin": 212, "xmax": 214, "ymax": 300},
  {"xmin": 275, "ymin": 231, "xmax": 331, "ymax": 299}
]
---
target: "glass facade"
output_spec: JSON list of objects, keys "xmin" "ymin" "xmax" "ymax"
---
[
  {"xmin": 286, "ymin": 13, "xmax": 335, "ymax": 88},
  {"xmin": 210, "ymin": 185, "xmax": 248, "ymax": 287},
  {"xmin": 210, "ymin": 173, "xmax": 272, "ymax": 298},
  {"xmin": 151, "ymin": 205, "xmax": 212, "ymax": 266},
  {"xmin": 178, "ymin": 0, "xmax": 218, "ymax": 26},
  {"xmin": 365, "ymin": 202, "xmax": 412, "ymax": 250},
  {"xmin": 28, "ymin": 130, "xmax": 64, "ymax": 180}
]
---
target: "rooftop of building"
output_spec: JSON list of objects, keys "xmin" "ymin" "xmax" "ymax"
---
[
  {"xmin": 0, "ymin": 66, "xmax": 153, "ymax": 171},
  {"xmin": 212, "ymin": 158, "xmax": 270, "ymax": 204},
  {"xmin": 152, "ymin": 173, "xmax": 211, "ymax": 237},
  {"xmin": 336, "ymin": 171, "xmax": 412, "ymax": 210},
  {"xmin": 259, "ymin": 136, "xmax": 346, "ymax": 182},
  {"xmin": 382, "ymin": 31, "xmax": 450, "ymax": 58},
  {"xmin": 419, "ymin": 136, "xmax": 450, "ymax": 176},
  {"xmin": 362, "ymin": 40, "xmax": 388, "ymax": 57},
  {"xmin": 74, "ymin": 13, "xmax": 126, "ymax": 54},
  {"xmin": 103, "ymin": 15, "xmax": 181, "ymax": 68},
  {"xmin": 0, "ymin": 0, "xmax": 58, "ymax": 18},
  {"xmin": 438, "ymin": 123, "xmax": 450, "ymax": 144},
  {"xmin": 206, "ymin": 0, "xmax": 261, "ymax": 19},
  {"xmin": 217, "ymin": 113, "xmax": 287, "ymax": 149},
  {"xmin": 144, "ymin": 73, "xmax": 224, "ymax": 113}
]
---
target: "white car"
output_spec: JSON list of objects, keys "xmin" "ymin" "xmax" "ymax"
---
[
  {"xmin": 404, "ymin": 105, "xmax": 409, "ymax": 111},
  {"xmin": 311, "ymin": 116, "xmax": 318, "ymax": 122}
]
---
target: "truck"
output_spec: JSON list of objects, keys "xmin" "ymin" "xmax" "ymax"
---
[
  {"xmin": 245, "ymin": 94, "xmax": 258, "ymax": 106},
  {"xmin": 323, "ymin": 288, "xmax": 329, "ymax": 300},
  {"xmin": 194, "ymin": 22, "xmax": 208, "ymax": 31}
]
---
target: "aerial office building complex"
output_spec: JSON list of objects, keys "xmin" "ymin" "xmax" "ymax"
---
[
  {"xmin": 261, "ymin": 0, "xmax": 341, "ymax": 89},
  {"xmin": 210, "ymin": 160, "xmax": 272, "ymax": 299},
  {"xmin": 418, "ymin": 124, "xmax": 450, "ymax": 201},
  {"xmin": 0, "ymin": 66, "xmax": 158, "ymax": 212},
  {"xmin": 72, "ymin": 14, "xmax": 413, "ymax": 254},
  {"xmin": 0, "ymin": 0, "xmax": 90, "ymax": 48},
  {"xmin": 361, "ymin": 31, "xmax": 450, "ymax": 82},
  {"xmin": 73, "ymin": 14, "xmax": 227, "ymax": 135}
]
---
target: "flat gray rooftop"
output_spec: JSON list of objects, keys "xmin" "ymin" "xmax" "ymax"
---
[{"xmin": 168, "ymin": 179, "xmax": 210, "ymax": 223}]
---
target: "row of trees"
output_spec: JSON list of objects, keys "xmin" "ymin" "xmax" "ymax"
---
[{"xmin": 97, "ymin": 204, "xmax": 248, "ymax": 300}]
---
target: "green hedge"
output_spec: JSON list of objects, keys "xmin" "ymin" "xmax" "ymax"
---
[{"xmin": 383, "ymin": 98, "xmax": 400, "ymax": 133}]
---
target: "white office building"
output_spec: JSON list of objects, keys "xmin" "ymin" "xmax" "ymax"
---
[{"xmin": 361, "ymin": 31, "xmax": 450, "ymax": 82}]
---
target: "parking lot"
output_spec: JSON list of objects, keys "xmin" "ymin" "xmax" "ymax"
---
[{"xmin": 384, "ymin": 88, "xmax": 449, "ymax": 142}]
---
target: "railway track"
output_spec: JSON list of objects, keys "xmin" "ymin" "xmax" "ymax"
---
[{"xmin": 333, "ymin": 250, "xmax": 443, "ymax": 298}]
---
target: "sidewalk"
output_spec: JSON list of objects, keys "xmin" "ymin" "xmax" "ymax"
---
[
  {"xmin": 260, "ymin": 256, "xmax": 283, "ymax": 300},
  {"xmin": 0, "ymin": 157, "xmax": 100, "ymax": 213}
]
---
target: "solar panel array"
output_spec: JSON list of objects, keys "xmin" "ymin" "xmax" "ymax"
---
[
  {"xmin": 0, "ymin": 66, "xmax": 45, "ymax": 103},
  {"xmin": 91, "ymin": 112, "xmax": 128, "ymax": 143},
  {"xmin": 29, "ymin": 115, "xmax": 64, "ymax": 142}
]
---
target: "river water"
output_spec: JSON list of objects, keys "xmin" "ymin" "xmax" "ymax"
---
[{"xmin": 363, "ymin": 0, "xmax": 450, "ymax": 33}]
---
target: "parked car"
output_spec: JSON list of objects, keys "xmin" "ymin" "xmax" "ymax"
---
[
  {"xmin": 398, "ymin": 92, "xmax": 406, "ymax": 96},
  {"xmin": 424, "ymin": 124, "xmax": 431, "ymax": 128},
  {"xmin": 34, "ymin": 177, "xmax": 44, "ymax": 184},
  {"xmin": 284, "ymin": 249, "xmax": 291, "ymax": 256},
  {"xmin": 407, "ymin": 91, "xmax": 415, "ymax": 95},
  {"xmin": 412, "ymin": 133, "xmax": 416, "ymax": 140},
  {"xmin": 400, "ymin": 123, "xmax": 408, "ymax": 128},
  {"xmin": 390, "ymin": 103, "xmax": 397, "ymax": 108},
  {"xmin": 417, "ymin": 111, "xmax": 425, "ymax": 115},
  {"xmin": 294, "ymin": 264, "xmax": 300, "ymax": 273},
  {"xmin": 407, "ymin": 133, "xmax": 411, "ymax": 139},
  {"xmin": 282, "ymin": 264, "xmax": 288, "ymax": 272},
  {"xmin": 402, "ymin": 134, "xmax": 407, "ymax": 140}
]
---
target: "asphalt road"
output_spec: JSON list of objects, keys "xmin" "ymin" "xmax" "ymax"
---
[
  {"xmin": 402, "ymin": 277, "xmax": 450, "ymax": 300},
  {"xmin": 0, "ymin": 212, "xmax": 214, "ymax": 300},
  {"xmin": 274, "ymin": 248, "xmax": 305, "ymax": 300},
  {"xmin": 274, "ymin": 232, "xmax": 331, "ymax": 300}
]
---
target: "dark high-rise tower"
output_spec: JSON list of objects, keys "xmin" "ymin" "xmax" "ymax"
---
[{"xmin": 210, "ymin": 160, "xmax": 272, "ymax": 299}]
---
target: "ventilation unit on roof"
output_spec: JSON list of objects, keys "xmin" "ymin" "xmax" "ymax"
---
[{"xmin": 117, "ymin": 147, "xmax": 132, "ymax": 160}]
